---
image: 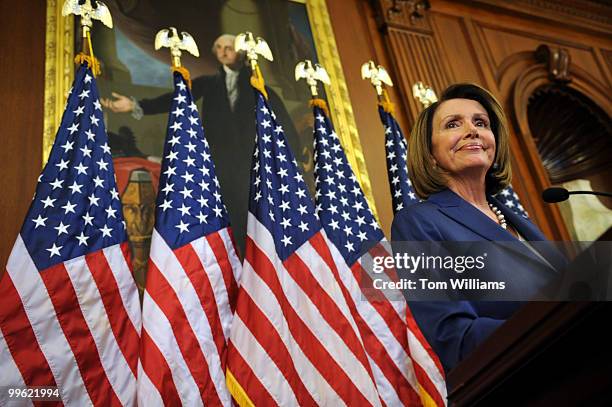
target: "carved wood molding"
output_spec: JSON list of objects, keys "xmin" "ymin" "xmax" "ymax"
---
[
  {"xmin": 373, "ymin": 0, "xmax": 433, "ymax": 35},
  {"xmin": 467, "ymin": 0, "xmax": 612, "ymax": 36}
]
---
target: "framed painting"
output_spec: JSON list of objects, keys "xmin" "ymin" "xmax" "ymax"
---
[{"xmin": 44, "ymin": 0, "xmax": 377, "ymax": 289}]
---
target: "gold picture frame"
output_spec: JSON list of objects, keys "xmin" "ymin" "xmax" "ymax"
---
[{"xmin": 43, "ymin": 0, "xmax": 378, "ymax": 217}]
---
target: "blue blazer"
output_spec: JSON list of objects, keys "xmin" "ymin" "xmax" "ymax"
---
[{"xmin": 391, "ymin": 189, "xmax": 564, "ymax": 373}]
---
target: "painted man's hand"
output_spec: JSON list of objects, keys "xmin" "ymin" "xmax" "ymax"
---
[{"xmin": 100, "ymin": 92, "xmax": 135, "ymax": 113}]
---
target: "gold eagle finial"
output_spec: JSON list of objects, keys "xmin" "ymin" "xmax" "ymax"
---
[
  {"xmin": 295, "ymin": 60, "xmax": 331, "ymax": 97},
  {"xmin": 155, "ymin": 27, "xmax": 200, "ymax": 68}
]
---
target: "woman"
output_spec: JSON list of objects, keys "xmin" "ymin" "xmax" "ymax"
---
[{"xmin": 391, "ymin": 83, "xmax": 564, "ymax": 373}]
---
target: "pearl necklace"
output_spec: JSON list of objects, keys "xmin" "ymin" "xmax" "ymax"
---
[{"xmin": 488, "ymin": 203, "xmax": 507, "ymax": 229}]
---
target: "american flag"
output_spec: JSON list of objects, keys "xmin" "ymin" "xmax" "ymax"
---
[
  {"xmin": 225, "ymin": 89, "xmax": 382, "ymax": 406},
  {"xmin": 314, "ymin": 104, "xmax": 447, "ymax": 406},
  {"xmin": 0, "ymin": 64, "xmax": 141, "ymax": 405},
  {"xmin": 137, "ymin": 72, "xmax": 240, "ymax": 406},
  {"xmin": 378, "ymin": 106, "xmax": 420, "ymax": 214},
  {"xmin": 495, "ymin": 186, "xmax": 529, "ymax": 218}
]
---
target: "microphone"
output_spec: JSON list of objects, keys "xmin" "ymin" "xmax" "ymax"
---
[{"xmin": 542, "ymin": 187, "xmax": 612, "ymax": 203}]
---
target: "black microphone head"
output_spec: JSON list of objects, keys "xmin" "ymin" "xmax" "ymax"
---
[{"xmin": 542, "ymin": 187, "xmax": 570, "ymax": 203}]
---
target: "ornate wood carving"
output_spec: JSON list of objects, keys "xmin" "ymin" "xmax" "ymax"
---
[
  {"xmin": 534, "ymin": 44, "xmax": 572, "ymax": 83},
  {"xmin": 372, "ymin": 0, "xmax": 451, "ymax": 121}
]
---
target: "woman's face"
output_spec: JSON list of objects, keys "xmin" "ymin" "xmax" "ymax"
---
[{"xmin": 430, "ymin": 98, "xmax": 496, "ymax": 179}]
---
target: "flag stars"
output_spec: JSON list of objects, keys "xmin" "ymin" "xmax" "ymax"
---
[
  {"xmin": 93, "ymin": 176, "xmax": 104, "ymax": 188},
  {"xmin": 90, "ymin": 115, "xmax": 100, "ymax": 126},
  {"xmin": 50, "ymin": 178, "xmax": 64, "ymax": 190},
  {"xmin": 76, "ymin": 232, "xmax": 89, "ymax": 246},
  {"xmin": 75, "ymin": 162, "xmax": 88, "ymax": 175},
  {"xmin": 179, "ymin": 187, "xmax": 193, "ymax": 199},
  {"xmin": 281, "ymin": 218, "xmax": 292, "ymax": 229},
  {"xmin": 67, "ymin": 123, "xmax": 79, "ymax": 135},
  {"xmin": 168, "ymin": 135, "xmax": 181, "ymax": 146},
  {"xmin": 56, "ymin": 159, "xmax": 69, "ymax": 171},
  {"xmin": 164, "ymin": 166, "xmax": 177, "ymax": 177},
  {"xmin": 62, "ymin": 140, "xmax": 74, "ymax": 152},
  {"xmin": 183, "ymin": 156, "xmax": 195, "ymax": 167},
  {"xmin": 298, "ymin": 221, "xmax": 309, "ymax": 232},
  {"xmin": 62, "ymin": 201, "xmax": 77, "ymax": 214},
  {"xmin": 100, "ymin": 143, "xmax": 111, "ymax": 154},
  {"xmin": 32, "ymin": 215, "xmax": 47, "ymax": 229},
  {"xmin": 213, "ymin": 206, "xmax": 223, "ymax": 218},
  {"xmin": 82, "ymin": 212, "xmax": 94, "ymax": 226},
  {"xmin": 174, "ymin": 94, "xmax": 187, "ymax": 104},
  {"xmin": 181, "ymin": 172, "xmax": 195, "ymax": 183},
  {"xmin": 54, "ymin": 222, "xmax": 69, "ymax": 236},
  {"xmin": 185, "ymin": 142, "xmax": 197, "ymax": 152},
  {"xmin": 162, "ymin": 183, "xmax": 175, "ymax": 195},
  {"xmin": 47, "ymin": 243, "xmax": 62, "ymax": 258},
  {"xmin": 178, "ymin": 203, "xmax": 191, "ymax": 217},
  {"xmin": 88, "ymin": 193, "xmax": 100, "ymax": 206},
  {"xmin": 172, "ymin": 107, "xmax": 184, "ymax": 117},
  {"xmin": 96, "ymin": 159, "xmax": 109, "ymax": 171},
  {"xmin": 80, "ymin": 145, "xmax": 92, "ymax": 158},
  {"xmin": 78, "ymin": 89, "xmax": 90, "ymax": 99},
  {"xmin": 166, "ymin": 151, "xmax": 179, "ymax": 161},
  {"xmin": 85, "ymin": 129, "xmax": 96, "ymax": 141},
  {"xmin": 105, "ymin": 206, "xmax": 117, "ymax": 219},
  {"xmin": 159, "ymin": 199, "xmax": 172, "ymax": 211},
  {"xmin": 281, "ymin": 235, "xmax": 292, "ymax": 247},
  {"xmin": 73, "ymin": 105, "xmax": 85, "ymax": 116},
  {"xmin": 188, "ymin": 116, "xmax": 198, "ymax": 125},
  {"xmin": 100, "ymin": 224, "xmax": 113, "ymax": 238},
  {"xmin": 196, "ymin": 212, "xmax": 208, "ymax": 224}
]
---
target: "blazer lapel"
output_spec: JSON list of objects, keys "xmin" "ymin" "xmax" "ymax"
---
[
  {"xmin": 430, "ymin": 190, "xmax": 560, "ymax": 272},
  {"xmin": 430, "ymin": 189, "xmax": 514, "ymax": 242},
  {"xmin": 491, "ymin": 195, "xmax": 567, "ymax": 272}
]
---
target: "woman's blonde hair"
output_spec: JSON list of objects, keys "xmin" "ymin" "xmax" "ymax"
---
[{"xmin": 408, "ymin": 83, "xmax": 512, "ymax": 199}]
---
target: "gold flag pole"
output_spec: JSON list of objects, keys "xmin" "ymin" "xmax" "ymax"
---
[
  {"xmin": 234, "ymin": 31, "xmax": 273, "ymax": 99},
  {"xmin": 154, "ymin": 27, "xmax": 200, "ymax": 88},
  {"xmin": 62, "ymin": 0, "xmax": 113, "ymax": 76},
  {"xmin": 295, "ymin": 59, "xmax": 331, "ymax": 114}
]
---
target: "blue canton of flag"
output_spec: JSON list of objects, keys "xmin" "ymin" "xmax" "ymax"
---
[
  {"xmin": 313, "ymin": 105, "xmax": 383, "ymax": 266},
  {"xmin": 495, "ymin": 186, "xmax": 529, "ymax": 218},
  {"xmin": 21, "ymin": 65, "xmax": 126, "ymax": 270},
  {"xmin": 249, "ymin": 91, "xmax": 319, "ymax": 260},
  {"xmin": 154, "ymin": 73, "xmax": 230, "ymax": 248},
  {"xmin": 378, "ymin": 106, "xmax": 419, "ymax": 214}
]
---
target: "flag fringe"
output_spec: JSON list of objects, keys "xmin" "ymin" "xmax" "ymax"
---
[
  {"xmin": 250, "ymin": 65, "xmax": 268, "ymax": 99},
  {"xmin": 172, "ymin": 66, "xmax": 192, "ymax": 89},
  {"xmin": 309, "ymin": 98, "xmax": 329, "ymax": 116},
  {"xmin": 74, "ymin": 53, "xmax": 101, "ymax": 77},
  {"xmin": 226, "ymin": 368, "xmax": 255, "ymax": 407},
  {"xmin": 378, "ymin": 89, "xmax": 396, "ymax": 115}
]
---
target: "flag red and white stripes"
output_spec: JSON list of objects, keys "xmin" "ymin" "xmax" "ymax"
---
[
  {"xmin": 227, "ymin": 214, "xmax": 382, "ymax": 406},
  {"xmin": 138, "ymin": 229, "xmax": 241, "ymax": 406},
  {"xmin": 0, "ymin": 237, "xmax": 141, "ymax": 406}
]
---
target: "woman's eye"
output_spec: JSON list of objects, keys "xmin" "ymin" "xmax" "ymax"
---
[
  {"xmin": 445, "ymin": 121, "xmax": 458, "ymax": 129},
  {"xmin": 475, "ymin": 119, "xmax": 489, "ymax": 128}
]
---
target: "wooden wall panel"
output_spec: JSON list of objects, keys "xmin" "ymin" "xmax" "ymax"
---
[{"xmin": 0, "ymin": 1, "xmax": 46, "ymax": 271}]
